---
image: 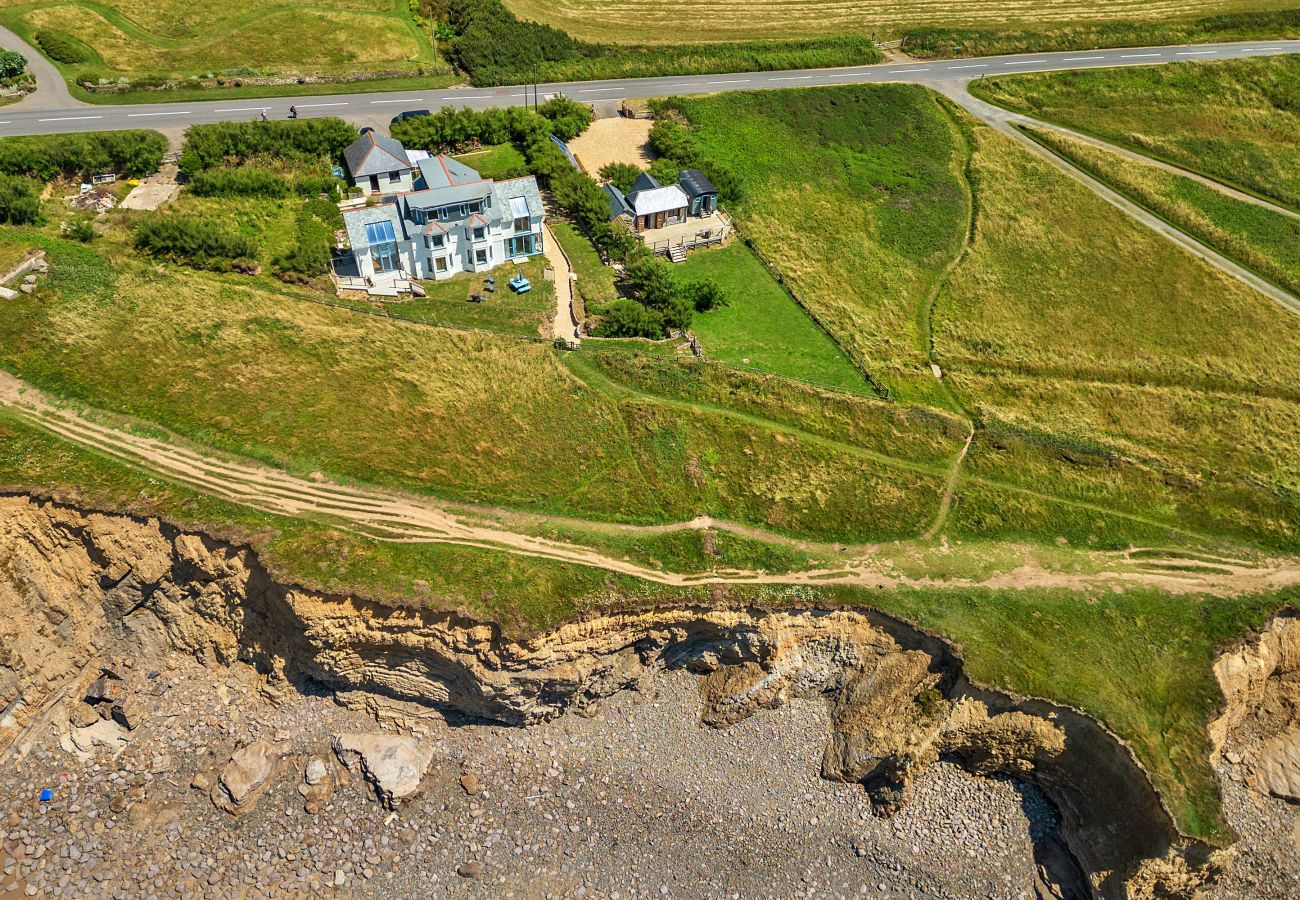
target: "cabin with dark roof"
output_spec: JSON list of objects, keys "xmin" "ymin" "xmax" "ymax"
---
[{"xmin": 677, "ymin": 169, "xmax": 718, "ymax": 217}]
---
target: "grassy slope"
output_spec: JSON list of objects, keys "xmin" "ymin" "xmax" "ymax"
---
[
  {"xmin": 0, "ymin": 226, "xmax": 958, "ymax": 542},
  {"xmin": 970, "ymin": 56, "xmax": 1300, "ymax": 210},
  {"xmin": 501, "ymin": 0, "xmax": 1284, "ymax": 42},
  {"xmin": 934, "ymin": 124, "xmax": 1300, "ymax": 550},
  {"xmin": 1028, "ymin": 127, "xmax": 1300, "ymax": 297},
  {"xmin": 667, "ymin": 85, "xmax": 969, "ymax": 406}
]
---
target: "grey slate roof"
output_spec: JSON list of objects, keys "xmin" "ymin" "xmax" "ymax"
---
[
  {"xmin": 677, "ymin": 168, "xmax": 717, "ymax": 198},
  {"xmin": 343, "ymin": 131, "xmax": 412, "ymax": 178},
  {"xmin": 603, "ymin": 184, "xmax": 632, "ymax": 220},
  {"xmin": 491, "ymin": 177, "xmax": 544, "ymax": 231},
  {"xmin": 342, "ymin": 202, "xmax": 406, "ymax": 251},
  {"xmin": 630, "ymin": 172, "xmax": 660, "ymax": 193}
]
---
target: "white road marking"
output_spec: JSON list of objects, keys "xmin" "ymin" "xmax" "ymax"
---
[
  {"xmin": 772, "ymin": 75, "xmax": 813, "ymax": 80},
  {"xmin": 1249, "ymin": 46, "xmax": 1284, "ymax": 51},
  {"xmin": 948, "ymin": 63, "xmax": 987, "ymax": 69},
  {"xmin": 1003, "ymin": 59, "xmax": 1047, "ymax": 66},
  {"xmin": 214, "ymin": 107, "xmax": 270, "ymax": 112},
  {"xmin": 576, "ymin": 87, "xmax": 623, "ymax": 93},
  {"xmin": 370, "ymin": 98, "xmax": 423, "ymax": 104},
  {"xmin": 1176, "ymin": 50, "xmax": 1218, "ymax": 56},
  {"xmin": 1062, "ymin": 55, "xmax": 1106, "ymax": 61},
  {"xmin": 825, "ymin": 72, "xmax": 865, "ymax": 77},
  {"xmin": 706, "ymin": 79, "xmax": 750, "ymax": 84},
  {"xmin": 1121, "ymin": 53, "xmax": 1163, "ymax": 58},
  {"xmin": 296, "ymin": 102, "xmax": 348, "ymax": 108},
  {"xmin": 127, "ymin": 111, "xmax": 191, "ymax": 117},
  {"xmin": 888, "ymin": 67, "xmax": 930, "ymax": 73},
  {"xmin": 446, "ymin": 95, "xmax": 491, "ymax": 99},
  {"xmin": 38, "ymin": 115, "xmax": 102, "ymax": 121}
]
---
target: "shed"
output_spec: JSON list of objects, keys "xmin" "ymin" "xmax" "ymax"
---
[{"xmin": 677, "ymin": 168, "xmax": 718, "ymax": 216}]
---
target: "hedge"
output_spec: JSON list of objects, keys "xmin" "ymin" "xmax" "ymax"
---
[
  {"xmin": 133, "ymin": 216, "xmax": 256, "ymax": 271},
  {"xmin": 179, "ymin": 118, "xmax": 357, "ymax": 174},
  {"xmin": 0, "ymin": 130, "xmax": 166, "ymax": 180},
  {"xmin": 34, "ymin": 30, "xmax": 88, "ymax": 65}
]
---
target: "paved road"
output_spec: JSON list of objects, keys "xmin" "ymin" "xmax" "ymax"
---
[
  {"xmin": 0, "ymin": 40, "xmax": 1296, "ymax": 136},
  {"xmin": 0, "ymin": 25, "xmax": 78, "ymax": 110}
]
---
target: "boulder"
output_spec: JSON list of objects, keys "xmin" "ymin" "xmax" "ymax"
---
[
  {"xmin": 333, "ymin": 733, "xmax": 434, "ymax": 809},
  {"xmin": 85, "ymin": 673, "xmax": 124, "ymax": 705},
  {"xmin": 211, "ymin": 739, "xmax": 289, "ymax": 815},
  {"xmin": 1254, "ymin": 729, "xmax": 1300, "ymax": 801},
  {"xmin": 299, "ymin": 756, "xmax": 335, "ymax": 813},
  {"xmin": 111, "ymin": 698, "xmax": 148, "ymax": 731}
]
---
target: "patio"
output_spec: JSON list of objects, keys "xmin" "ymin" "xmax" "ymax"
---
[{"xmin": 640, "ymin": 211, "xmax": 731, "ymax": 258}]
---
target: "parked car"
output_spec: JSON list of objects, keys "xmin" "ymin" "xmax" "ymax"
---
[{"xmin": 390, "ymin": 109, "xmax": 430, "ymax": 127}]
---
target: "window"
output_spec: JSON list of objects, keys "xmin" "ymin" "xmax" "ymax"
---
[
  {"xmin": 475, "ymin": 249, "xmax": 488, "ymax": 265},
  {"xmin": 388, "ymin": 171, "xmax": 400, "ymax": 183},
  {"xmin": 508, "ymin": 196, "xmax": 531, "ymax": 233},
  {"xmin": 364, "ymin": 220, "xmax": 400, "ymax": 274},
  {"xmin": 412, "ymin": 209, "xmax": 425, "ymax": 225},
  {"xmin": 431, "ymin": 233, "xmax": 444, "ymax": 248},
  {"xmin": 435, "ymin": 257, "xmax": 448, "ymax": 272},
  {"xmin": 473, "ymin": 227, "xmax": 485, "ymax": 241}
]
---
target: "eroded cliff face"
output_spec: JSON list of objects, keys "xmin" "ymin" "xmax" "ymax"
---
[
  {"xmin": 0, "ymin": 494, "xmax": 1216, "ymax": 898},
  {"xmin": 1211, "ymin": 614, "xmax": 1300, "ymax": 802}
]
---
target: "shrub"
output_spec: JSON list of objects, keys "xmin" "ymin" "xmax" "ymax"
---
[
  {"xmin": 34, "ymin": 30, "xmax": 88, "ymax": 65},
  {"xmin": 446, "ymin": 0, "xmax": 584, "ymax": 87},
  {"xmin": 537, "ymin": 96, "xmax": 592, "ymax": 141},
  {"xmin": 133, "ymin": 216, "xmax": 256, "ymax": 271},
  {"xmin": 179, "ymin": 118, "xmax": 357, "ymax": 174},
  {"xmin": 0, "ymin": 174, "xmax": 40, "ymax": 225},
  {"xmin": 593, "ymin": 299, "xmax": 663, "ymax": 338},
  {"xmin": 272, "ymin": 210, "xmax": 332, "ymax": 282},
  {"xmin": 683, "ymin": 279, "xmax": 728, "ymax": 312},
  {"xmin": 188, "ymin": 167, "xmax": 288, "ymax": 198},
  {"xmin": 66, "ymin": 218, "xmax": 98, "ymax": 243},
  {"xmin": 0, "ymin": 50, "xmax": 26, "ymax": 79},
  {"xmin": 0, "ymin": 130, "xmax": 166, "ymax": 181},
  {"xmin": 599, "ymin": 162, "xmax": 641, "ymax": 194}
]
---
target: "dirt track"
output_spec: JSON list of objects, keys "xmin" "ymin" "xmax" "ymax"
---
[{"xmin": 3, "ymin": 369, "xmax": 1298, "ymax": 596}]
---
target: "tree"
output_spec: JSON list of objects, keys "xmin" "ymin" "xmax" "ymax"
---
[
  {"xmin": 623, "ymin": 254, "xmax": 676, "ymax": 312},
  {"xmin": 0, "ymin": 50, "xmax": 26, "ymax": 79},
  {"xmin": 599, "ymin": 162, "xmax": 641, "ymax": 195},
  {"xmin": 0, "ymin": 174, "xmax": 40, "ymax": 225},
  {"xmin": 648, "ymin": 120, "xmax": 697, "ymax": 164},
  {"xmin": 537, "ymin": 96, "xmax": 593, "ymax": 141},
  {"xmin": 553, "ymin": 170, "xmax": 612, "ymax": 233}
]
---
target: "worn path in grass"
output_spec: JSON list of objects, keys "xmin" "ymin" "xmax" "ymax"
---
[
  {"xmin": 939, "ymin": 82, "xmax": 1300, "ymax": 316},
  {"xmin": 5, "ymin": 368, "xmax": 1300, "ymax": 596}
]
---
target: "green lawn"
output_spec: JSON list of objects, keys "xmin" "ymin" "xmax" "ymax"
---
[
  {"xmin": 971, "ymin": 55, "xmax": 1300, "ymax": 210},
  {"xmin": 395, "ymin": 255, "xmax": 554, "ymax": 338},
  {"xmin": 1028, "ymin": 127, "xmax": 1300, "ymax": 298},
  {"xmin": 676, "ymin": 242, "xmax": 867, "ymax": 393},
  {"xmin": 549, "ymin": 220, "xmax": 617, "ymax": 313},
  {"xmin": 453, "ymin": 144, "xmax": 529, "ymax": 180}
]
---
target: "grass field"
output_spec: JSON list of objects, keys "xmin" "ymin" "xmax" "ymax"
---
[
  {"xmin": 933, "ymin": 123, "xmax": 1300, "ymax": 550},
  {"xmin": 674, "ymin": 242, "xmax": 867, "ymax": 392},
  {"xmin": 453, "ymin": 144, "xmax": 529, "ymax": 180},
  {"xmin": 0, "ymin": 0, "xmax": 449, "ymax": 99},
  {"xmin": 549, "ymin": 220, "xmax": 617, "ymax": 313},
  {"xmin": 971, "ymin": 56, "xmax": 1300, "ymax": 210},
  {"xmin": 662, "ymin": 85, "xmax": 969, "ymax": 407},
  {"xmin": 501, "ymin": 0, "xmax": 1288, "ymax": 43},
  {"xmin": 1029, "ymin": 127, "xmax": 1300, "ymax": 297}
]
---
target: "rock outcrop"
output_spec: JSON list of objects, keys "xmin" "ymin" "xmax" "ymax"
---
[{"xmin": 0, "ymin": 493, "xmax": 1212, "ymax": 897}]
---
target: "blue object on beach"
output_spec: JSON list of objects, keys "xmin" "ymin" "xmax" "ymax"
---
[{"xmin": 39, "ymin": 789, "xmax": 53, "ymax": 802}]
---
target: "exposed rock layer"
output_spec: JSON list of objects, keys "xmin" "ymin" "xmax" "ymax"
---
[{"xmin": 0, "ymin": 494, "xmax": 1213, "ymax": 897}]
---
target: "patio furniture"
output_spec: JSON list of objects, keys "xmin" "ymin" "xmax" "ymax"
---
[
  {"xmin": 509, "ymin": 272, "xmax": 532, "ymax": 294},
  {"xmin": 470, "ymin": 293, "xmax": 486, "ymax": 303}
]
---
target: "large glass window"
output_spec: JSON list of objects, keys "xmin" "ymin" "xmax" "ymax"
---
[
  {"xmin": 365, "ymin": 220, "xmax": 400, "ymax": 274},
  {"xmin": 505, "ymin": 234, "xmax": 535, "ymax": 257}
]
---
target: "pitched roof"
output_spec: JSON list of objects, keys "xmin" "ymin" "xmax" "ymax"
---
[
  {"xmin": 678, "ymin": 168, "xmax": 717, "ymax": 198},
  {"xmin": 342, "ymin": 203, "xmax": 406, "ymax": 250},
  {"xmin": 630, "ymin": 184, "xmax": 689, "ymax": 217},
  {"xmin": 490, "ymin": 177, "xmax": 543, "ymax": 232},
  {"xmin": 419, "ymin": 154, "xmax": 485, "ymax": 190},
  {"xmin": 603, "ymin": 183, "xmax": 632, "ymax": 220},
  {"xmin": 343, "ymin": 131, "xmax": 412, "ymax": 178},
  {"xmin": 630, "ymin": 172, "xmax": 660, "ymax": 193}
]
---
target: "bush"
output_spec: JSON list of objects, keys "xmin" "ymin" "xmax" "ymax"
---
[
  {"xmin": 272, "ymin": 210, "xmax": 332, "ymax": 282},
  {"xmin": 0, "ymin": 130, "xmax": 166, "ymax": 181},
  {"xmin": 66, "ymin": 218, "xmax": 98, "ymax": 243},
  {"xmin": 446, "ymin": 0, "xmax": 585, "ymax": 87},
  {"xmin": 0, "ymin": 50, "xmax": 26, "ymax": 79},
  {"xmin": 133, "ymin": 216, "xmax": 256, "ymax": 271},
  {"xmin": 34, "ymin": 30, "xmax": 88, "ymax": 65},
  {"xmin": 0, "ymin": 174, "xmax": 40, "ymax": 225},
  {"xmin": 179, "ymin": 118, "xmax": 357, "ymax": 174},
  {"xmin": 599, "ymin": 162, "xmax": 641, "ymax": 194},
  {"xmin": 683, "ymin": 279, "xmax": 728, "ymax": 313},
  {"xmin": 188, "ymin": 167, "xmax": 288, "ymax": 198},
  {"xmin": 593, "ymin": 299, "xmax": 663, "ymax": 338},
  {"xmin": 537, "ymin": 96, "xmax": 592, "ymax": 141}
]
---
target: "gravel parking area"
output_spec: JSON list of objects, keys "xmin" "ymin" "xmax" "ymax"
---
[{"xmin": 569, "ymin": 118, "xmax": 654, "ymax": 176}]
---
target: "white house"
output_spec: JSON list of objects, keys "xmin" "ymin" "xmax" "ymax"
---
[
  {"xmin": 603, "ymin": 170, "xmax": 719, "ymax": 232},
  {"xmin": 342, "ymin": 129, "xmax": 415, "ymax": 196},
  {"xmin": 340, "ymin": 146, "xmax": 544, "ymax": 284}
]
